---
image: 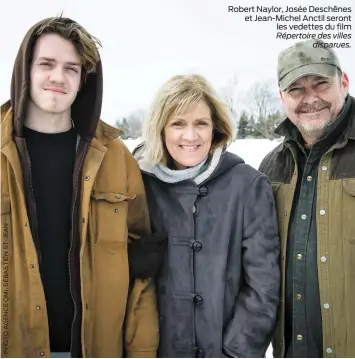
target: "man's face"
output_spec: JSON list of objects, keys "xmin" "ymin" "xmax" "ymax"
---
[
  {"xmin": 280, "ymin": 72, "xmax": 349, "ymax": 143},
  {"xmin": 30, "ymin": 33, "xmax": 82, "ymax": 115}
]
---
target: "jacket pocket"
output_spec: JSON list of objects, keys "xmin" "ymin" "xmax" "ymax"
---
[
  {"xmin": 90, "ymin": 191, "xmax": 136, "ymax": 253},
  {"xmin": 342, "ymin": 179, "xmax": 355, "ymax": 243},
  {"xmin": 1, "ymin": 196, "xmax": 12, "ymax": 257}
]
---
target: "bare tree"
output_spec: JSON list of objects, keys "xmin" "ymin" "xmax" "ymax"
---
[
  {"xmin": 247, "ymin": 81, "xmax": 283, "ymax": 140},
  {"xmin": 219, "ymin": 74, "xmax": 285, "ymax": 140},
  {"xmin": 219, "ymin": 74, "xmax": 239, "ymax": 124},
  {"xmin": 127, "ymin": 109, "xmax": 145, "ymax": 138},
  {"xmin": 116, "ymin": 109, "xmax": 146, "ymax": 139}
]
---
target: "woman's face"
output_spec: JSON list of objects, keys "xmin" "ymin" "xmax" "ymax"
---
[{"xmin": 163, "ymin": 100, "xmax": 213, "ymax": 169}]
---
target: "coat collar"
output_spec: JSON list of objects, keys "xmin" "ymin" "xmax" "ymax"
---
[
  {"xmin": 1, "ymin": 102, "xmax": 123, "ymax": 151},
  {"xmin": 274, "ymin": 95, "xmax": 355, "ymax": 154}
]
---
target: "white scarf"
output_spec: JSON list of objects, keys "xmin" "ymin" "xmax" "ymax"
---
[{"xmin": 138, "ymin": 147, "xmax": 223, "ymax": 185}]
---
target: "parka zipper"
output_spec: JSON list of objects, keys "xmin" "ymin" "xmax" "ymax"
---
[
  {"xmin": 69, "ymin": 137, "xmax": 87, "ymax": 356},
  {"xmin": 24, "ymin": 142, "xmax": 43, "ymax": 265},
  {"xmin": 68, "ymin": 179, "xmax": 79, "ymax": 356}
]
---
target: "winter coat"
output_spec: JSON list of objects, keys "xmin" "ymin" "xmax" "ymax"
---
[
  {"xmin": 1, "ymin": 17, "xmax": 158, "ymax": 358},
  {"xmin": 135, "ymin": 148, "xmax": 281, "ymax": 358},
  {"xmin": 259, "ymin": 95, "xmax": 355, "ymax": 358}
]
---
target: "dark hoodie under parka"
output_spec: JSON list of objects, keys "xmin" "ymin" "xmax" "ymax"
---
[{"xmin": 1, "ymin": 17, "xmax": 158, "ymax": 358}]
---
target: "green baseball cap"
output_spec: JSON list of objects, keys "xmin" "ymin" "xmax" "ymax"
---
[{"xmin": 277, "ymin": 39, "xmax": 342, "ymax": 91}]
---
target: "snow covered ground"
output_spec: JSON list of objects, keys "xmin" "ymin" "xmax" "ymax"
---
[
  {"xmin": 124, "ymin": 138, "xmax": 281, "ymax": 357},
  {"xmin": 124, "ymin": 138, "xmax": 282, "ymax": 170}
]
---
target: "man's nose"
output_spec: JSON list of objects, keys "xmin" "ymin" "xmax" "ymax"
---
[{"xmin": 303, "ymin": 88, "xmax": 319, "ymax": 104}]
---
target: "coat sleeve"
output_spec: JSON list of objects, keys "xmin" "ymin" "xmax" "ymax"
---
[
  {"xmin": 222, "ymin": 174, "xmax": 281, "ymax": 358},
  {"xmin": 123, "ymin": 145, "xmax": 159, "ymax": 357}
]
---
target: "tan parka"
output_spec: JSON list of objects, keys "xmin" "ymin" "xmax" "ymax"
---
[
  {"xmin": 1, "ymin": 105, "xmax": 159, "ymax": 358},
  {"xmin": 1, "ymin": 16, "xmax": 158, "ymax": 358}
]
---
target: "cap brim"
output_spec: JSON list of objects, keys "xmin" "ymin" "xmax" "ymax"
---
[{"xmin": 279, "ymin": 64, "xmax": 337, "ymax": 91}]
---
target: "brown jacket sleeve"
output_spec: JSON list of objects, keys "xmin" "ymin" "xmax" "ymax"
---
[{"xmin": 123, "ymin": 145, "xmax": 159, "ymax": 357}]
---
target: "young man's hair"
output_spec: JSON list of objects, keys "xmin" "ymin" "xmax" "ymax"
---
[{"xmin": 34, "ymin": 15, "xmax": 102, "ymax": 77}]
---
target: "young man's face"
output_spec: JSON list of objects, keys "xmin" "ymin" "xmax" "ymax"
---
[
  {"xmin": 280, "ymin": 72, "xmax": 349, "ymax": 143},
  {"xmin": 30, "ymin": 33, "xmax": 82, "ymax": 115}
]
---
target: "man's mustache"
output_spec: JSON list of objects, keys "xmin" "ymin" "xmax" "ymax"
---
[{"xmin": 296, "ymin": 100, "xmax": 330, "ymax": 114}]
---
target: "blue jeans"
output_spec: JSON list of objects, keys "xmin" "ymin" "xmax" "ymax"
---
[{"xmin": 50, "ymin": 352, "xmax": 71, "ymax": 358}]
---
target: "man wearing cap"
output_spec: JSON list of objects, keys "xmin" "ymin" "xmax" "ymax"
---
[{"xmin": 259, "ymin": 39, "xmax": 355, "ymax": 358}]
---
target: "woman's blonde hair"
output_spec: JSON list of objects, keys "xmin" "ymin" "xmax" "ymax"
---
[{"xmin": 143, "ymin": 74, "xmax": 235, "ymax": 165}]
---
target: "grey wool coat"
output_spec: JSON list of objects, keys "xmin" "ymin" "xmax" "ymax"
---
[{"xmin": 136, "ymin": 149, "xmax": 281, "ymax": 358}]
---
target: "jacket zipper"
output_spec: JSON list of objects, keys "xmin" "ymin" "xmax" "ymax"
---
[
  {"xmin": 69, "ymin": 137, "xmax": 87, "ymax": 356},
  {"xmin": 68, "ymin": 181, "xmax": 79, "ymax": 356},
  {"xmin": 24, "ymin": 143, "xmax": 43, "ymax": 265}
]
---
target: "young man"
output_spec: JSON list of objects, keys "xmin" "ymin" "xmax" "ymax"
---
[
  {"xmin": 1, "ymin": 16, "xmax": 159, "ymax": 358},
  {"xmin": 259, "ymin": 39, "xmax": 355, "ymax": 358}
]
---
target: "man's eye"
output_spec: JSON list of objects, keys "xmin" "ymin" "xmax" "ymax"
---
[
  {"xmin": 39, "ymin": 62, "xmax": 51, "ymax": 67},
  {"xmin": 288, "ymin": 87, "xmax": 302, "ymax": 93},
  {"xmin": 316, "ymin": 81, "xmax": 328, "ymax": 86}
]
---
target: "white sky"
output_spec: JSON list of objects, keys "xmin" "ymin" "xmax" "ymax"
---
[{"xmin": 1, "ymin": 0, "xmax": 354, "ymax": 126}]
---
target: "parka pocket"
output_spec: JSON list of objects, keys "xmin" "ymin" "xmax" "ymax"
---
[
  {"xmin": 1, "ymin": 196, "xmax": 12, "ymax": 259},
  {"xmin": 90, "ymin": 190, "xmax": 136, "ymax": 254},
  {"xmin": 342, "ymin": 179, "xmax": 355, "ymax": 243}
]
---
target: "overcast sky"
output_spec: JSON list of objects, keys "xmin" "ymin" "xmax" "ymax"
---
[{"xmin": 1, "ymin": 0, "xmax": 354, "ymax": 125}]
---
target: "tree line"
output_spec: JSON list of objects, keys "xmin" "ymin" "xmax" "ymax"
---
[{"xmin": 116, "ymin": 77, "xmax": 285, "ymax": 141}]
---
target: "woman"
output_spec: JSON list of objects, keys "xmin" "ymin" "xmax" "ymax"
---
[{"xmin": 133, "ymin": 74, "xmax": 280, "ymax": 358}]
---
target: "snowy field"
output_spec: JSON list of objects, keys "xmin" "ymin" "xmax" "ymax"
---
[
  {"xmin": 124, "ymin": 138, "xmax": 282, "ymax": 358},
  {"xmin": 124, "ymin": 138, "xmax": 283, "ymax": 171}
]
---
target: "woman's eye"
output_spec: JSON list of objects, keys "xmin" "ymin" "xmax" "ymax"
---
[
  {"xmin": 196, "ymin": 121, "xmax": 208, "ymax": 126},
  {"xmin": 172, "ymin": 122, "xmax": 184, "ymax": 127},
  {"xmin": 67, "ymin": 67, "xmax": 79, "ymax": 73}
]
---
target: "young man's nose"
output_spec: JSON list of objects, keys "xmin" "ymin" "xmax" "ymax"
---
[{"xmin": 48, "ymin": 66, "xmax": 66, "ymax": 84}]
